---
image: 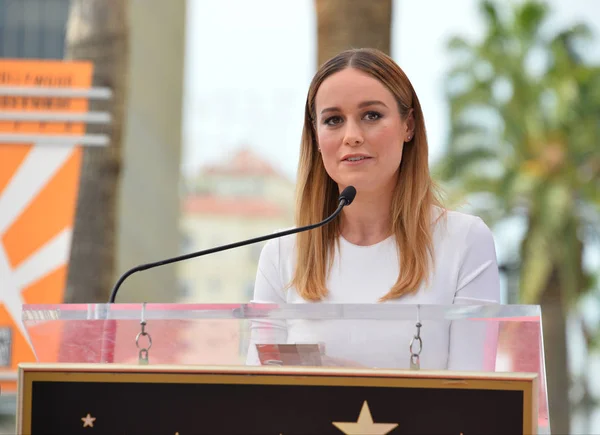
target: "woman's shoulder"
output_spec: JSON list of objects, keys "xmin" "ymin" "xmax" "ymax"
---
[
  {"xmin": 259, "ymin": 228, "xmax": 297, "ymax": 262},
  {"xmin": 258, "ymin": 230, "xmax": 296, "ymax": 289},
  {"xmin": 432, "ymin": 207, "xmax": 494, "ymax": 244}
]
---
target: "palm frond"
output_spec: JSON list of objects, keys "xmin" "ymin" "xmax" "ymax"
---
[
  {"xmin": 436, "ymin": 148, "xmax": 500, "ymax": 180},
  {"xmin": 514, "ymin": 1, "xmax": 548, "ymax": 41},
  {"xmin": 550, "ymin": 24, "xmax": 593, "ymax": 66},
  {"xmin": 442, "ymin": 0, "xmax": 600, "ymax": 305},
  {"xmin": 447, "ymin": 36, "xmax": 474, "ymax": 53},
  {"xmin": 480, "ymin": 1, "xmax": 502, "ymax": 31}
]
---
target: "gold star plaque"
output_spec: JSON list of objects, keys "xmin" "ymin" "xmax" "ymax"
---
[
  {"xmin": 81, "ymin": 413, "xmax": 96, "ymax": 428},
  {"xmin": 332, "ymin": 400, "xmax": 398, "ymax": 434}
]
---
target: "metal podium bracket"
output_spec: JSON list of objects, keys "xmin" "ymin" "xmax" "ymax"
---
[
  {"xmin": 409, "ymin": 305, "xmax": 423, "ymax": 370},
  {"xmin": 136, "ymin": 303, "xmax": 152, "ymax": 365}
]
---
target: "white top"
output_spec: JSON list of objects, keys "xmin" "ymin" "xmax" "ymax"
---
[{"xmin": 247, "ymin": 210, "xmax": 501, "ymax": 371}]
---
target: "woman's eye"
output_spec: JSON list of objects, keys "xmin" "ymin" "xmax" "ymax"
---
[
  {"xmin": 364, "ymin": 111, "xmax": 382, "ymax": 121},
  {"xmin": 324, "ymin": 116, "xmax": 343, "ymax": 126}
]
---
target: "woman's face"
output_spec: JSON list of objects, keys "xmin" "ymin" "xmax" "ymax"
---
[{"xmin": 314, "ymin": 68, "xmax": 413, "ymax": 196}]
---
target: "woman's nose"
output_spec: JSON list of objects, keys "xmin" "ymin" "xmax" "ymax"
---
[{"xmin": 343, "ymin": 121, "xmax": 364, "ymax": 146}]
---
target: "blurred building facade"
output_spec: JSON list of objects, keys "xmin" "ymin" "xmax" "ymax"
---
[
  {"xmin": 0, "ymin": 0, "xmax": 70, "ymax": 58},
  {"xmin": 178, "ymin": 148, "xmax": 295, "ymax": 303}
]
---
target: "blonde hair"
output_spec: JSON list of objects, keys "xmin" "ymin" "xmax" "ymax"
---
[{"xmin": 291, "ymin": 48, "xmax": 445, "ymax": 302}]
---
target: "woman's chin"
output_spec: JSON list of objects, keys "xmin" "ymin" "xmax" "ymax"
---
[{"xmin": 336, "ymin": 178, "xmax": 383, "ymax": 195}]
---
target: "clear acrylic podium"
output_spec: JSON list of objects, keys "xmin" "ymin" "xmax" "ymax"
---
[{"xmin": 21, "ymin": 303, "xmax": 549, "ymax": 433}]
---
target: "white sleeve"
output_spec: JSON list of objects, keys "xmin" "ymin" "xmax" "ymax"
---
[
  {"xmin": 245, "ymin": 238, "xmax": 289, "ymax": 365},
  {"xmin": 447, "ymin": 217, "xmax": 501, "ymax": 371},
  {"xmin": 454, "ymin": 217, "xmax": 501, "ymax": 304}
]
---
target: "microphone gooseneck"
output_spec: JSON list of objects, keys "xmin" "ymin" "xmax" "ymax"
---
[{"xmin": 108, "ymin": 185, "xmax": 357, "ymax": 303}]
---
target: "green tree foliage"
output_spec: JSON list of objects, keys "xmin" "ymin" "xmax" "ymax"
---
[{"xmin": 436, "ymin": 1, "xmax": 600, "ymax": 431}]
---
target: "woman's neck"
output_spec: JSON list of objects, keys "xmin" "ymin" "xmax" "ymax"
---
[{"xmin": 339, "ymin": 188, "xmax": 393, "ymax": 246}]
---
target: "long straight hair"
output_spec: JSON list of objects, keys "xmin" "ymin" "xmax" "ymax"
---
[{"xmin": 292, "ymin": 48, "xmax": 444, "ymax": 302}]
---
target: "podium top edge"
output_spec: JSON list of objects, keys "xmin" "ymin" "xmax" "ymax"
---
[
  {"xmin": 17, "ymin": 362, "xmax": 538, "ymax": 383},
  {"xmin": 21, "ymin": 303, "xmax": 542, "ymax": 321}
]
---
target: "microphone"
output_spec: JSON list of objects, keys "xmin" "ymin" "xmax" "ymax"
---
[{"xmin": 108, "ymin": 185, "xmax": 357, "ymax": 303}]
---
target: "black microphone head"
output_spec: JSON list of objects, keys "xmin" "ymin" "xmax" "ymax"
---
[{"xmin": 339, "ymin": 186, "xmax": 357, "ymax": 206}]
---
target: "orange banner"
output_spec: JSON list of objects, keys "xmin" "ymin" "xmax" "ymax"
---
[{"xmin": 0, "ymin": 59, "xmax": 92, "ymax": 393}]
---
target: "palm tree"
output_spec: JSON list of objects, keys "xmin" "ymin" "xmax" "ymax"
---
[
  {"xmin": 63, "ymin": 0, "xmax": 129, "ymax": 303},
  {"xmin": 315, "ymin": 0, "xmax": 392, "ymax": 66},
  {"xmin": 436, "ymin": 1, "xmax": 600, "ymax": 432}
]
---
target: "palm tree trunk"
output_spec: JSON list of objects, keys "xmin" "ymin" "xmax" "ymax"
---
[
  {"xmin": 63, "ymin": 0, "xmax": 129, "ymax": 303},
  {"xmin": 540, "ymin": 266, "xmax": 571, "ymax": 434},
  {"xmin": 315, "ymin": 0, "xmax": 392, "ymax": 67}
]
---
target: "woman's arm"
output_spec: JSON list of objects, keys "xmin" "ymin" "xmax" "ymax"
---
[
  {"xmin": 246, "ymin": 238, "xmax": 289, "ymax": 365},
  {"xmin": 447, "ymin": 217, "xmax": 501, "ymax": 371}
]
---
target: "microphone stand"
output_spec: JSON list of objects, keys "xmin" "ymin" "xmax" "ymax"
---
[{"xmin": 108, "ymin": 187, "xmax": 355, "ymax": 303}]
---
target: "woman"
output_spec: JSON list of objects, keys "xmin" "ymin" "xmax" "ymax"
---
[{"xmin": 247, "ymin": 48, "xmax": 500, "ymax": 370}]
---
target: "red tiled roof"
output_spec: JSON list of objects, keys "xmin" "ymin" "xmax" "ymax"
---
[
  {"xmin": 203, "ymin": 148, "xmax": 283, "ymax": 178},
  {"xmin": 183, "ymin": 195, "xmax": 287, "ymax": 218}
]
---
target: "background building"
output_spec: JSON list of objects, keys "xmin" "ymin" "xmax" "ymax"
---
[
  {"xmin": 178, "ymin": 147, "xmax": 294, "ymax": 303},
  {"xmin": 0, "ymin": 0, "xmax": 70, "ymax": 59},
  {"xmin": 175, "ymin": 147, "xmax": 294, "ymax": 366}
]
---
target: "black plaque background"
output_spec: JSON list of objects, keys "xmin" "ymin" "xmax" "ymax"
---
[{"xmin": 29, "ymin": 379, "xmax": 524, "ymax": 434}]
